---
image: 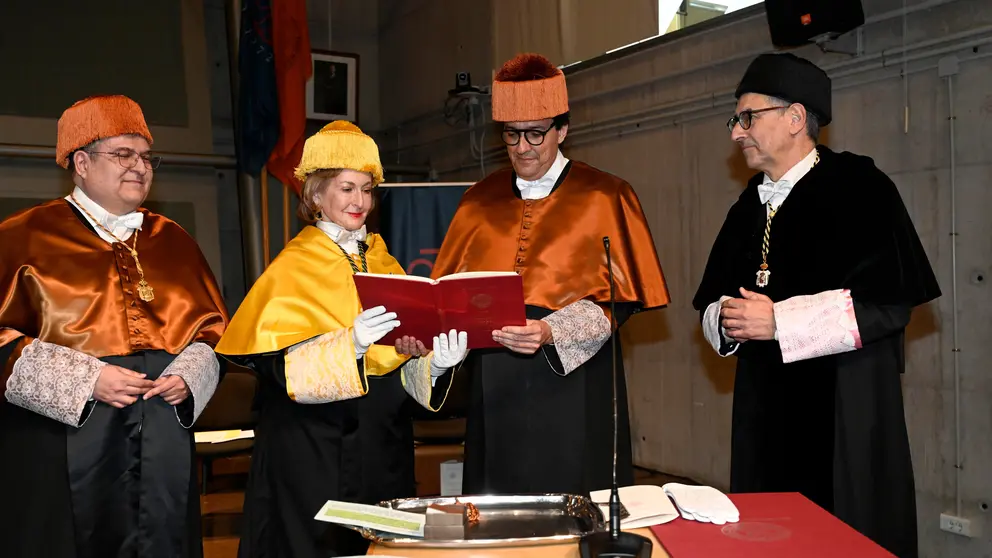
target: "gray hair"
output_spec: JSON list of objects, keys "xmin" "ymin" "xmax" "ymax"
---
[{"xmin": 768, "ymin": 96, "xmax": 820, "ymax": 142}]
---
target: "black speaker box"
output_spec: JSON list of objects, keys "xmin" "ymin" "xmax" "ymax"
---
[{"xmin": 762, "ymin": 0, "xmax": 865, "ymax": 47}]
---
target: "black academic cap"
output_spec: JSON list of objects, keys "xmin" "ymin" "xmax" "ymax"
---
[{"xmin": 734, "ymin": 53, "xmax": 832, "ymax": 126}]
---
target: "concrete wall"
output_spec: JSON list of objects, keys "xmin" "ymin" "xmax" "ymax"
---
[{"xmin": 374, "ymin": 1, "xmax": 992, "ymax": 556}]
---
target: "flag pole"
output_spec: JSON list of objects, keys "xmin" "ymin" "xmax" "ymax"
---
[
  {"xmin": 283, "ymin": 183, "xmax": 291, "ymax": 246},
  {"xmin": 261, "ymin": 166, "xmax": 270, "ymax": 267}
]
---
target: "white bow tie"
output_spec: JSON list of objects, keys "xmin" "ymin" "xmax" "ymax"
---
[
  {"xmin": 757, "ymin": 179, "xmax": 792, "ymax": 206},
  {"xmin": 516, "ymin": 176, "xmax": 554, "ymax": 193},
  {"xmin": 331, "ymin": 225, "xmax": 367, "ymax": 244},
  {"xmin": 104, "ymin": 212, "xmax": 144, "ymax": 231}
]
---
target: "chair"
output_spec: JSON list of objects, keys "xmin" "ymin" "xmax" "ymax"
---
[{"xmin": 193, "ymin": 369, "xmax": 258, "ymax": 494}]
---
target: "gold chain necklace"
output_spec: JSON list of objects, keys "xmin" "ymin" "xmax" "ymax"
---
[
  {"xmin": 70, "ymin": 195, "xmax": 155, "ymax": 302},
  {"xmin": 755, "ymin": 149, "xmax": 819, "ymax": 288}
]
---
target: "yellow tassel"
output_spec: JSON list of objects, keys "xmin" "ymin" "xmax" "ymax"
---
[{"xmin": 294, "ymin": 120, "xmax": 384, "ymax": 184}]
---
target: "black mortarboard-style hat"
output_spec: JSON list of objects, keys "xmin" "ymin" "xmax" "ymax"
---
[{"xmin": 735, "ymin": 53, "xmax": 832, "ymax": 126}]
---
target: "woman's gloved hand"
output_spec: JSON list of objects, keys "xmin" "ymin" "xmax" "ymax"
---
[
  {"xmin": 353, "ymin": 306, "xmax": 400, "ymax": 358},
  {"xmin": 430, "ymin": 329, "xmax": 468, "ymax": 376}
]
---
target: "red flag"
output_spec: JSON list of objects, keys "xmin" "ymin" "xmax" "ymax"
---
[{"xmin": 267, "ymin": 0, "xmax": 312, "ymax": 195}]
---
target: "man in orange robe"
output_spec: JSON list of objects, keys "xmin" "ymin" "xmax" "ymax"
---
[
  {"xmin": 0, "ymin": 95, "xmax": 229, "ymax": 558},
  {"xmin": 431, "ymin": 53, "xmax": 670, "ymax": 496}
]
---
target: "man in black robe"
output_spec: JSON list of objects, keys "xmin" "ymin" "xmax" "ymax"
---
[{"xmin": 692, "ymin": 53, "xmax": 940, "ymax": 558}]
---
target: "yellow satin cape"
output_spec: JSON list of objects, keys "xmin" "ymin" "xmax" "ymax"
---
[{"xmin": 215, "ymin": 225, "xmax": 407, "ymax": 376}]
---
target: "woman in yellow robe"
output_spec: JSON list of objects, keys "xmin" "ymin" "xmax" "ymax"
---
[{"xmin": 215, "ymin": 121, "xmax": 468, "ymax": 558}]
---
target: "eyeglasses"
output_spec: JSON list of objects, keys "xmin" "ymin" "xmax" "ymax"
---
[
  {"xmin": 501, "ymin": 122, "xmax": 556, "ymax": 146},
  {"xmin": 88, "ymin": 148, "xmax": 163, "ymax": 170},
  {"xmin": 726, "ymin": 106, "xmax": 788, "ymax": 132}
]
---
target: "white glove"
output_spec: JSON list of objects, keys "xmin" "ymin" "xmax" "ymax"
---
[
  {"xmin": 662, "ymin": 483, "xmax": 739, "ymax": 525},
  {"xmin": 429, "ymin": 329, "xmax": 468, "ymax": 377},
  {"xmin": 352, "ymin": 306, "xmax": 400, "ymax": 359}
]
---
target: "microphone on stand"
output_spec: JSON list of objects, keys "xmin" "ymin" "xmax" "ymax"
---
[{"xmin": 579, "ymin": 236, "xmax": 653, "ymax": 558}]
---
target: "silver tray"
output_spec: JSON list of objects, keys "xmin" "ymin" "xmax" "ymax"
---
[{"xmin": 351, "ymin": 493, "xmax": 611, "ymax": 548}]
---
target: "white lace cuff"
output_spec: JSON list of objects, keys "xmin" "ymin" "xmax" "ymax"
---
[
  {"xmin": 5, "ymin": 339, "xmax": 103, "ymax": 427},
  {"xmin": 773, "ymin": 289, "xmax": 862, "ymax": 364},
  {"xmin": 161, "ymin": 342, "xmax": 220, "ymax": 428},
  {"xmin": 543, "ymin": 299, "xmax": 612, "ymax": 375},
  {"xmin": 284, "ymin": 328, "xmax": 367, "ymax": 404},
  {"xmin": 703, "ymin": 297, "xmax": 740, "ymax": 357}
]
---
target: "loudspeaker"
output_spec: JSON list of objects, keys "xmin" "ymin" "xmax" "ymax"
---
[{"xmin": 762, "ymin": 0, "xmax": 865, "ymax": 47}]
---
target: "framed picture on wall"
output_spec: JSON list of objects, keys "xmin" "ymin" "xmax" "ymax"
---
[{"xmin": 306, "ymin": 50, "xmax": 359, "ymax": 123}]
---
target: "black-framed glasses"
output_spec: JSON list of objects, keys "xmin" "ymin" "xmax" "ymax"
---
[
  {"xmin": 88, "ymin": 148, "xmax": 163, "ymax": 170},
  {"xmin": 501, "ymin": 122, "xmax": 556, "ymax": 146},
  {"xmin": 726, "ymin": 106, "xmax": 787, "ymax": 131}
]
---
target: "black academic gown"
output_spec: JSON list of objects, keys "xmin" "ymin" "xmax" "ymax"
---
[
  {"xmin": 224, "ymin": 351, "xmax": 452, "ymax": 558},
  {"xmin": 461, "ymin": 303, "xmax": 638, "ymax": 496},
  {"xmin": 692, "ymin": 146, "xmax": 940, "ymax": 558},
  {"xmin": 0, "ymin": 209, "xmax": 207, "ymax": 558}
]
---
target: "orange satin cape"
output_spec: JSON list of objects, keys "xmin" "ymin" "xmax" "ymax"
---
[
  {"xmin": 432, "ymin": 161, "xmax": 670, "ymax": 312},
  {"xmin": 0, "ymin": 199, "xmax": 229, "ymax": 356},
  {"xmin": 214, "ymin": 226, "xmax": 408, "ymax": 376}
]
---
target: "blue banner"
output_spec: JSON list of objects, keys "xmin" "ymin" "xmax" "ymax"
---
[
  {"xmin": 236, "ymin": 0, "xmax": 279, "ymax": 175},
  {"xmin": 378, "ymin": 185, "xmax": 469, "ymax": 278}
]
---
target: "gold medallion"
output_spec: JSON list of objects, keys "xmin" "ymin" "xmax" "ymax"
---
[
  {"xmin": 137, "ymin": 280, "xmax": 155, "ymax": 302},
  {"xmin": 70, "ymin": 194, "xmax": 154, "ymax": 303}
]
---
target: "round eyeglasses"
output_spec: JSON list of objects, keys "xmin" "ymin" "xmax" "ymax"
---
[
  {"xmin": 726, "ymin": 106, "xmax": 787, "ymax": 132},
  {"xmin": 88, "ymin": 148, "xmax": 163, "ymax": 170},
  {"xmin": 501, "ymin": 122, "xmax": 556, "ymax": 146}
]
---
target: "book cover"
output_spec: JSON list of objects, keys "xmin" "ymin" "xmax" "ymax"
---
[
  {"xmin": 353, "ymin": 271, "xmax": 527, "ymax": 350},
  {"xmin": 650, "ymin": 492, "xmax": 896, "ymax": 557}
]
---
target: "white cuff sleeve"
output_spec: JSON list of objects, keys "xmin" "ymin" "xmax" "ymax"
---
[
  {"xmin": 161, "ymin": 342, "xmax": 221, "ymax": 427},
  {"xmin": 5, "ymin": 339, "xmax": 103, "ymax": 427},
  {"xmin": 703, "ymin": 297, "xmax": 740, "ymax": 357},
  {"xmin": 543, "ymin": 299, "xmax": 612, "ymax": 375}
]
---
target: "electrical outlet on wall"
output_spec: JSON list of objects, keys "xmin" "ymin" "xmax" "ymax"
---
[{"xmin": 940, "ymin": 513, "xmax": 974, "ymax": 537}]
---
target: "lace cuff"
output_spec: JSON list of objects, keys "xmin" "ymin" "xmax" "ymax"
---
[
  {"xmin": 284, "ymin": 328, "xmax": 367, "ymax": 404},
  {"xmin": 401, "ymin": 354, "xmax": 454, "ymax": 412},
  {"xmin": 702, "ymin": 296, "xmax": 740, "ymax": 357},
  {"xmin": 5, "ymin": 339, "xmax": 103, "ymax": 427},
  {"xmin": 161, "ymin": 342, "xmax": 220, "ymax": 428},
  {"xmin": 543, "ymin": 299, "xmax": 612, "ymax": 375},
  {"xmin": 773, "ymin": 289, "xmax": 862, "ymax": 364}
]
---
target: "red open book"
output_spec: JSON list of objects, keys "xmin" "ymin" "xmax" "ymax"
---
[{"xmin": 353, "ymin": 271, "xmax": 527, "ymax": 350}]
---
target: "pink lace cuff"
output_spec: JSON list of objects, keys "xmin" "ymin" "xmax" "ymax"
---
[
  {"xmin": 773, "ymin": 289, "xmax": 862, "ymax": 364},
  {"xmin": 4, "ymin": 339, "xmax": 103, "ymax": 427},
  {"xmin": 543, "ymin": 300, "xmax": 612, "ymax": 375},
  {"xmin": 161, "ymin": 342, "xmax": 220, "ymax": 427}
]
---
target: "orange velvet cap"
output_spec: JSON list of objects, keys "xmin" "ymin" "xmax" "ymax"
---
[
  {"xmin": 491, "ymin": 53, "xmax": 569, "ymax": 122},
  {"xmin": 56, "ymin": 95, "xmax": 153, "ymax": 169}
]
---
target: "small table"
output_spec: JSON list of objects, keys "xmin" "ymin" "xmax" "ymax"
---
[{"xmin": 367, "ymin": 528, "xmax": 670, "ymax": 557}]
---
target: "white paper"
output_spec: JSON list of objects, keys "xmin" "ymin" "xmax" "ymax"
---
[
  {"xmin": 193, "ymin": 429, "xmax": 255, "ymax": 444},
  {"xmin": 440, "ymin": 460, "xmax": 463, "ymax": 496},
  {"xmin": 590, "ymin": 485, "xmax": 680, "ymax": 529},
  {"xmin": 314, "ymin": 500, "xmax": 425, "ymax": 537}
]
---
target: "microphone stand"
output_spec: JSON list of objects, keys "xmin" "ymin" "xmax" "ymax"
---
[{"xmin": 579, "ymin": 237, "xmax": 653, "ymax": 558}]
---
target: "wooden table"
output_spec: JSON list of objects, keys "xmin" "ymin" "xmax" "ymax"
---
[{"xmin": 367, "ymin": 528, "xmax": 670, "ymax": 557}]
